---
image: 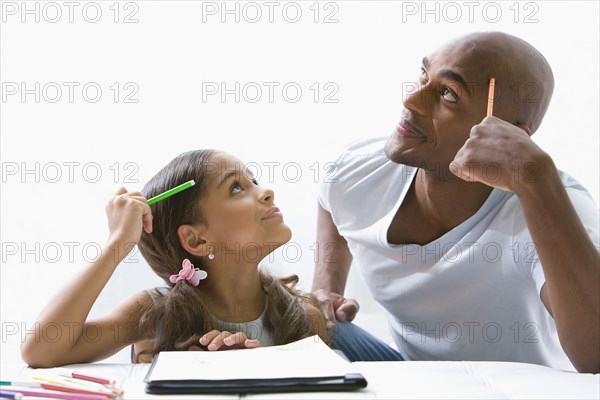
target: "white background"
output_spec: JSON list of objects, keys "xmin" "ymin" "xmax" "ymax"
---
[{"xmin": 1, "ymin": 0, "xmax": 598, "ymax": 364}]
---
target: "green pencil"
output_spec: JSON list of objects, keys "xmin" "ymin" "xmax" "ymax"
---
[
  {"xmin": 0, "ymin": 380, "xmax": 39, "ymax": 387},
  {"xmin": 147, "ymin": 180, "xmax": 196, "ymax": 205}
]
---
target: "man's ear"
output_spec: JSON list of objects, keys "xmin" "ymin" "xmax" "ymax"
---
[
  {"xmin": 515, "ymin": 122, "xmax": 533, "ymax": 137},
  {"xmin": 177, "ymin": 224, "xmax": 212, "ymax": 258}
]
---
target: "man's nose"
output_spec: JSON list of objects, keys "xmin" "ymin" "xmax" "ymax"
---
[{"xmin": 403, "ymin": 84, "xmax": 430, "ymax": 117}]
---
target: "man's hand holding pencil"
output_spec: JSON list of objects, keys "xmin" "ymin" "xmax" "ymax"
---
[{"xmin": 450, "ymin": 78, "xmax": 549, "ymax": 193}]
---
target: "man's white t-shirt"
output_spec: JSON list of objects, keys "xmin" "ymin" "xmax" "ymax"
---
[{"xmin": 319, "ymin": 137, "xmax": 599, "ymax": 371}]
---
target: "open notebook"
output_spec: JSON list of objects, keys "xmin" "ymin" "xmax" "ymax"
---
[{"xmin": 144, "ymin": 336, "xmax": 367, "ymax": 394}]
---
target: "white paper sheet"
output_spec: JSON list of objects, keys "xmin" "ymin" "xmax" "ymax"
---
[{"xmin": 145, "ymin": 336, "xmax": 357, "ymax": 382}]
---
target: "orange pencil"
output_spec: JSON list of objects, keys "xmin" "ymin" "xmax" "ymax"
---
[{"xmin": 487, "ymin": 77, "xmax": 496, "ymax": 116}]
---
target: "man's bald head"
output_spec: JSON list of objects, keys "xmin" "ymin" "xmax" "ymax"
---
[
  {"xmin": 385, "ymin": 32, "xmax": 555, "ymax": 170},
  {"xmin": 436, "ymin": 31, "xmax": 554, "ymax": 133}
]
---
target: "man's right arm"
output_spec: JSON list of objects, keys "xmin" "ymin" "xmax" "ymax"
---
[{"xmin": 312, "ymin": 203, "xmax": 359, "ymax": 326}]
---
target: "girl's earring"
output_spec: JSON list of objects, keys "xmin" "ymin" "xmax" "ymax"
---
[{"xmin": 208, "ymin": 249, "xmax": 215, "ymax": 260}]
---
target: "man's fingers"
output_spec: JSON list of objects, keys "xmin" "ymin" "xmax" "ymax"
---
[
  {"xmin": 335, "ymin": 298, "xmax": 359, "ymax": 321},
  {"xmin": 449, "ymin": 160, "xmax": 476, "ymax": 182},
  {"xmin": 313, "ymin": 290, "xmax": 362, "ymax": 326},
  {"xmin": 319, "ymin": 298, "xmax": 337, "ymax": 327},
  {"xmin": 449, "ymin": 159, "xmax": 464, "ymax": 179},
  {"xmin": 323, "ymin": 302, "xmax": 336, "ymax": 327},
  {"xmin": 313, "ymin": 289, "xmax": 337, "ymax": 327},
  {"xmin": 331, "ymin": 296, "xmax": 346, "ymax": 309}
]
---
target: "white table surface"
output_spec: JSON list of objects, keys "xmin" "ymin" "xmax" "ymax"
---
[{"xmin": 1, "ymin": 361, "xmax": 598, "ymax": 399}]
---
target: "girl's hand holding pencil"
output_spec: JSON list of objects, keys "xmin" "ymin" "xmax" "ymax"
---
[
  {"xmin": 106, "ymin": 180, "xmax": 196, "ymax": 258},
  {"xmin": 105, "ymin": 181, "xmax": 195, "ymax": 259},
  {"xmin": 105, "ymin": 187, "xmax": 153, "ymax": 258}
]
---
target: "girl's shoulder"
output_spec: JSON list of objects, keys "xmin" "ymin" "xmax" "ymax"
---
[{"xmin": 113, "ymin": 290, "xmax": 154, "ymax": 314}]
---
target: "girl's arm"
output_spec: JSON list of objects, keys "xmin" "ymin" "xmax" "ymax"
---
[{"xmin": 21, "ymin": 188, "xmax": 153, "ymax": 367}]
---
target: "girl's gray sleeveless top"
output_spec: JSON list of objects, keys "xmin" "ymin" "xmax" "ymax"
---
[{"xmin": 146, "ymin": 287, "xmax": 274, "ymax": 348}]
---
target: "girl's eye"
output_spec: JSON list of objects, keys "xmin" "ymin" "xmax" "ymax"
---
[
  {"xmin": 442, "ymin": 87, "xmax": 458, "ymax": 103},
  {"xmin": 230, "ymin": 178, "xmax": 258, "ymax": 194},
  {"xmin": 231, "ymin": 181, "xmax": 243, "ymax": 194}
]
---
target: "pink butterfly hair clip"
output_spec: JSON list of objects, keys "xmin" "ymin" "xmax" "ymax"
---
[{"xmin": 169, "ymin": 259, "xmax": 208, "ymax": 287}]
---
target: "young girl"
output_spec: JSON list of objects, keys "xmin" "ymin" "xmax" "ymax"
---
[{"xmin": 21, "ymin": 150, "xmax": 329, "ymax": 367}]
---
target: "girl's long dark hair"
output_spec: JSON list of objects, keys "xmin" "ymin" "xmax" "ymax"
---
[{"xmin": 135, "ymin": 150, "xmax": 328, "ymax": 361}]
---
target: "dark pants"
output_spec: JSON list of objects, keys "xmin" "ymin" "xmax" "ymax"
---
[{"xmin": 331, "ymin": 321, "xmax": 404, "ymax": 362}]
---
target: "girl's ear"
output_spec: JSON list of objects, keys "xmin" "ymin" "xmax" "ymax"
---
[{"xmin": 177, "ymin": 224, "xmax": 212, "ymax": 258}]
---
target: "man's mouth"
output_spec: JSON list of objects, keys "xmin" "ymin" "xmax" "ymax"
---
[{"xmin": 396, "ymin": 119, "xmax": 427, "ymax": 139}]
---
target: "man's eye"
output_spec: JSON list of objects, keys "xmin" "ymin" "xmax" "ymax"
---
[
  {"xmin": 442, "ymin": 87, "xmax": 458, "ymax": 103},
  {"xmin": 252, "ymin": 178, "xmax": 259, "ymax": 185},
  {"xmin": 419, "ymin": 68, "xmax": 428, "ymax": 83}
]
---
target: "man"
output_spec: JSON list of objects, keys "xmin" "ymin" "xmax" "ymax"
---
[{"xmin": 313, "ymin": 32, "xmax": 599, "ymax": 373}]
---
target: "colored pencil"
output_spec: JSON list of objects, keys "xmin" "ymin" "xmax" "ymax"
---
[
  {"xmin": 34, "ymin": 376, "xmax": 114, "ymax": 395},
  {"xmin": 34, "ymin": 376, "xmax": 121, "ymax": 398},
  {"xmin": 487, "ymin": 77, "xmax": 496, "ymax": 117},
  {"xmin": 0, "ymin": 390, "xmax": 24, "ymax": 400},
  {"xmin": 40, "ymin": 383, "xmax": 112, "ymax": 399},
  {"xmin": 54, "ymin": 369, "xmax": 115, "ymax": 386},
  {"xmin": 64, "ymin": 378, "xmax": 120, "ymax": 396},
  {"xmin": 0, "ymin": 381, "xmax": 40, "ymax": 388},
  {"xmin": 0, "ymin": 387, "xmax": 107, "ymax": 400},
  {"xmin": 147, "ymin": 180, "xmax": 196, "ymax": 205}
]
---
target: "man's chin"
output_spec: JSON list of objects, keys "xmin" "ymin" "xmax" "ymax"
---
[
  {"xmin": 384, "ymin": 137, "xmax": 421, "ymax": 167},
  {"xmin": 384, "ymin": 136, "xmax": 399, "ymax": 161}
]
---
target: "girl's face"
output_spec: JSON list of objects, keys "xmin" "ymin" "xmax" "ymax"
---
[{"xmin": 198, "ymin": 152, "xmax": 292, "ymax": 263}]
